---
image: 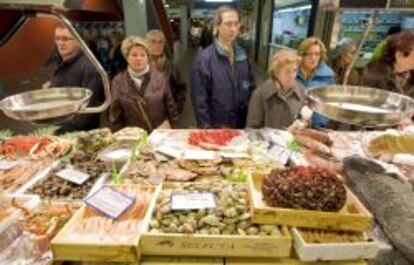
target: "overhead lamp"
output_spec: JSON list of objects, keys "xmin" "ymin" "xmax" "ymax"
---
[
  {"xmin": 205, "ymin": 0, "xmax": 234, "ymax": 2},
  {"xmin": 276, "ymin": 5, "xmax": 312, "ymax": 14}
]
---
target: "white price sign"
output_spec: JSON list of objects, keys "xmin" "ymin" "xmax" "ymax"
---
[
  {"xmin": 56, "ymin": 167, "xmax": 91, "ymax": 185},
  {"xmin": 269, "ymin": 145, "xmax": 293, "ymax": 165},
  {"xmin": 171, "ymin": 192, "xmax": 216, "ymax": 211},
  {"xmin": 0, "ymin": 161, "xmax": 20, "ymax": 170},
  {"xmin": 104, "ymin": 149, "xmax": 131, "ymax": 160},
  {"xmin": 85, "ymin": 186, "xmax": 135, "ymax": 219},
  {"xmin": 156, "ymin": 145, "xmax": 182, "ymax": 158}
]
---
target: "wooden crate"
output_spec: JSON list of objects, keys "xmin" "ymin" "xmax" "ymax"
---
[
  {"xmin": 248, "ymin": 174, "xmax": 373, "ymax": 232},
  {"xmin": 292, "ymin": 228, "xmax": 379, "ymax": 262},
  {"xmin": 140, "ymin": 183, "xmax": 292, "ymax": 258},
  {"xmin": 225, "ymin": 257, "xmax": 368, "ymax": 265},
  {"xmin": 141, "ymin": 227, "xmax": 291, "ymax": 258},
  {"xmin": 141, "ymin": 256, "xmax": 224, "ymax": 265},
  {"xmin": 51, "ymin": 184, "xmax": 160, "ymax": 263}
]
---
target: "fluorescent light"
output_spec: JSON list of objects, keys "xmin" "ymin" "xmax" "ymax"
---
[
  {"xmin": 276, "ymin": 5, "xmax": 312, "ymax": 14},
  {"xmin": 164, "ymin": 4, "xmax": 170, "ymax": 8}
]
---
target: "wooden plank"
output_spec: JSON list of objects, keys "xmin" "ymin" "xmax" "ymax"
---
[
  {"xmin": 51, "ymin": 185, "xmax": 160, "ymax": 263},
  {"xmin": 141, "ymin": 229, "xmax": 291, "ymax": 258},
  {"xmin": 292, "ymin": 228, "xmax": 379, "ymax": 262},
  {"xmin": 248, "ymin": 174, "xmax": 373, "ymax": 232},
  {"xmin": 141, "ymin": 256, "xmax": 224, "ymax": 265},
  {"xmin": 225, "ymin": 257, "xmax": 368, "ymax": 265}
]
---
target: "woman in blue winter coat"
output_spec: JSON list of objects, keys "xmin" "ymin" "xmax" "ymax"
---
[{"xmin": 296, "ymin": 37, "xmax": 336, "ymax": 128}]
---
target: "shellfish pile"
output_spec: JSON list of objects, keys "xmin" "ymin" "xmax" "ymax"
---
[{"xmin": 149, "ymin": 181, "xmax": 281, "ymax": 236}]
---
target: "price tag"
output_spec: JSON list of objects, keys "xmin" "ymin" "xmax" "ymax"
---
[
  {"xmin": 56, "ymin": 167, "xmax": 91, "ymax": 185},
  {"xmin": 85, "ymin": 186, "xmax": 135, "ymax": 219},
  {"xmin": 156, "ymin": 145, "xmax": 182, "ymax": 158},
  {"xmin": 0, "ymin": 161, "xmax": 20, "ymax": 170},
  {"xmin": 104, "ymin": 149, "xmax": 131, "ymax": 160},
  {"xmin": 183, "ymin": 150, "xmax": 215, "ymax": 160},
  {"xmin": 269, "ymin": 145, "xmax": 292, "ymax": 165},
  {"xmin": 219, "ymin": 151, "xmax": 249, "ymax": 159},
  {"xmin": 171, "ymin": 192, "xmax": 216, "ymax": 211}
]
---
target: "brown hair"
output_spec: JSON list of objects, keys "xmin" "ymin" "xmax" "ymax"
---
[
  {"xmin": 268, "ymin": 49, "xmax": 302, "ymax": 80},
  {"xmin": 380, "ymin": 31, "xmax": 414, "ymax": 66},
  {"xmin": 213, "ymin": 5, "xmax": 239, "ymax": 36},
  {"xmin": 298, "ymin": 37, "xmax": 327, "ymax": 61},
  {"xmin": 121, "ymin": 36, "xmax": 150, "ymax": 59},
  {"xmin": 331, "ymin": 41, "xmax": 356, "ymax": 68}
]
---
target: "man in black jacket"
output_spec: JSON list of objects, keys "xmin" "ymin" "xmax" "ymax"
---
[{"xmin": 49, "ymin": 24, "xmax": 104, "ymax": 133}]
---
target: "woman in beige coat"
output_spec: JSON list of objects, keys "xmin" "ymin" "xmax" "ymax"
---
[{"xmin": 247, "ymin": 49, "xmax": 306, "ymax": 129}]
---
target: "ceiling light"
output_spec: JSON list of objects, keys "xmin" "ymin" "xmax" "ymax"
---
[
  {"xmin": 276, "ymin": 5, "xmax": 312, "ymax": 14},
  {"xmin": 205, "ymin": 0, "xmax": 234, "ymax": 2}
]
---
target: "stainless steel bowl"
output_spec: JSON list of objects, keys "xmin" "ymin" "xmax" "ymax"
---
[
  {"xmin": 307, "ymin": 85, "xmax": 414, "ymax": 127},
  {"xmin": 0, "ymin": 87, "xmax": 92, "ymax": 124}
]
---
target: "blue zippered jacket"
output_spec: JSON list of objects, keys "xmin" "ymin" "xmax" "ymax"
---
[
  {"xmin": 191, "ymin": 40, "xmax": 255, "ymax": 128},
  {"xmin": 297, "ymin": 61, "xmax": 336, "ymax": 128}
]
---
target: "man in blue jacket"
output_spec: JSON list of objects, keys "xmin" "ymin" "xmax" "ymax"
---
[{"xmin": 190, "ymin": 6, "xmax": 255, "ymax": 129}]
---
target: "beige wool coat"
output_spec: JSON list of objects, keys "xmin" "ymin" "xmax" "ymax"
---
[{"xmin": 247, "ymin": 79, "xmax": 306, "ymax": 129}]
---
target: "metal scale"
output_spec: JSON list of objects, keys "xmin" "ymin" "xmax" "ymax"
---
[
  {"xmin": 306, "ymin": 9, "xmax": 414, "ymax": 127},
  {"xmin": 0, "ymin": 0, "xmax": 111, "ymax": 124}
]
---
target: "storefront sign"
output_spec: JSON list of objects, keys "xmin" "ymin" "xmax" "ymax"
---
[{"xmin": 340, "ymin": 0, "xmax": 388, "ymax": 8}]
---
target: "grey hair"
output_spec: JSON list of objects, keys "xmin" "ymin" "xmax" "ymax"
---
[
  {"xmin": 146, "ymin": 29, "xmax": 166, "ymax": 42},
  {"xmin": 213, "ymin": 5, "xmax": 239, "ymax": 36}
]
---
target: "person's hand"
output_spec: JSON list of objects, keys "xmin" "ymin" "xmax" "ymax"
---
[
  {"xmin": 287, "ymin": 118, "xmax": 309, "ymax": 132},
  {"xmin": 398, "ymin": 116, "xmax": 414, "ymax": 130},
  {"xmin": 300, "ymin": 105, "xmax": 313, "ymax": 120},
  {"xmin": 368, "ymin": 134, "xmax": 399, "ymax": 156},
  {"xmin": 42, "ymin": 81, "xmax": 51, "ymax": 89}
]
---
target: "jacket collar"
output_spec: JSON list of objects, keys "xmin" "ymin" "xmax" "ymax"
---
[
  {"xmin": 58, "ymin": 50, "xmax": 83, "ymax": 65},
  {"xmin": 120, "ymin": 69, "xmax": 151, "ymax": 96},
  {"xmin": 297, "ymin": 61, "xmax": 334, "ymax": 81},
  {"xmin": 214, "ymin": 38, "xmax": 247, "ymax": 62},
  {"xmin": 263, "ymin": 79, "xmax": 302, "ymax": 101}
]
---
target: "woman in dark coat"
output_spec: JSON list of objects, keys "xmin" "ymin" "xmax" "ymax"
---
[
  {"xmin": 109, "ymin": 36, "xmax": 179, "ymax": 132},
  {"xmin": 330, "ymin": 41, "xmax": 360, "ymax": 85},
  {"xmin": 361, "ymin": 32, "xmax": 414, "ymax": 98}
]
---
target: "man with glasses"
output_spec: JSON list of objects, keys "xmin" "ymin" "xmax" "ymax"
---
[
  {"xmin": 48, "ymin": 24, "xmax": 104, "ymax": 133},
  {"xmin": 191, "ymin": 5, "xmax": 255, "ymax": 129}
]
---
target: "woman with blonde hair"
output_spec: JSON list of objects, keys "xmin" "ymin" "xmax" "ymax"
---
[
  {"xmin": 109, "ymin": 36, "xmax": 179, "ymax": 132},
  {"xmin": 297, "ymin": 37, "xmax": 335, "ymax": 128},
  {"xmin": 247, "ymin": 49, "xmax": 306, "ymax": 129}
]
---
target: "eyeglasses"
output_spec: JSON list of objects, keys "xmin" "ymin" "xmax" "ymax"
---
[
  {"xmin": 55, "ymin": 36, "xmax": 75, "ymax": 42},
  {"xmin": 221, "ymin": 21, "xmax": 240, "ymax": 28},
  {"xmin": 150, "ymin": 39, "xmax": 164, "ymax": 44},
  {"xmin": 304, "ymin": 52, "xmax": 321, "ymax": 57}
]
